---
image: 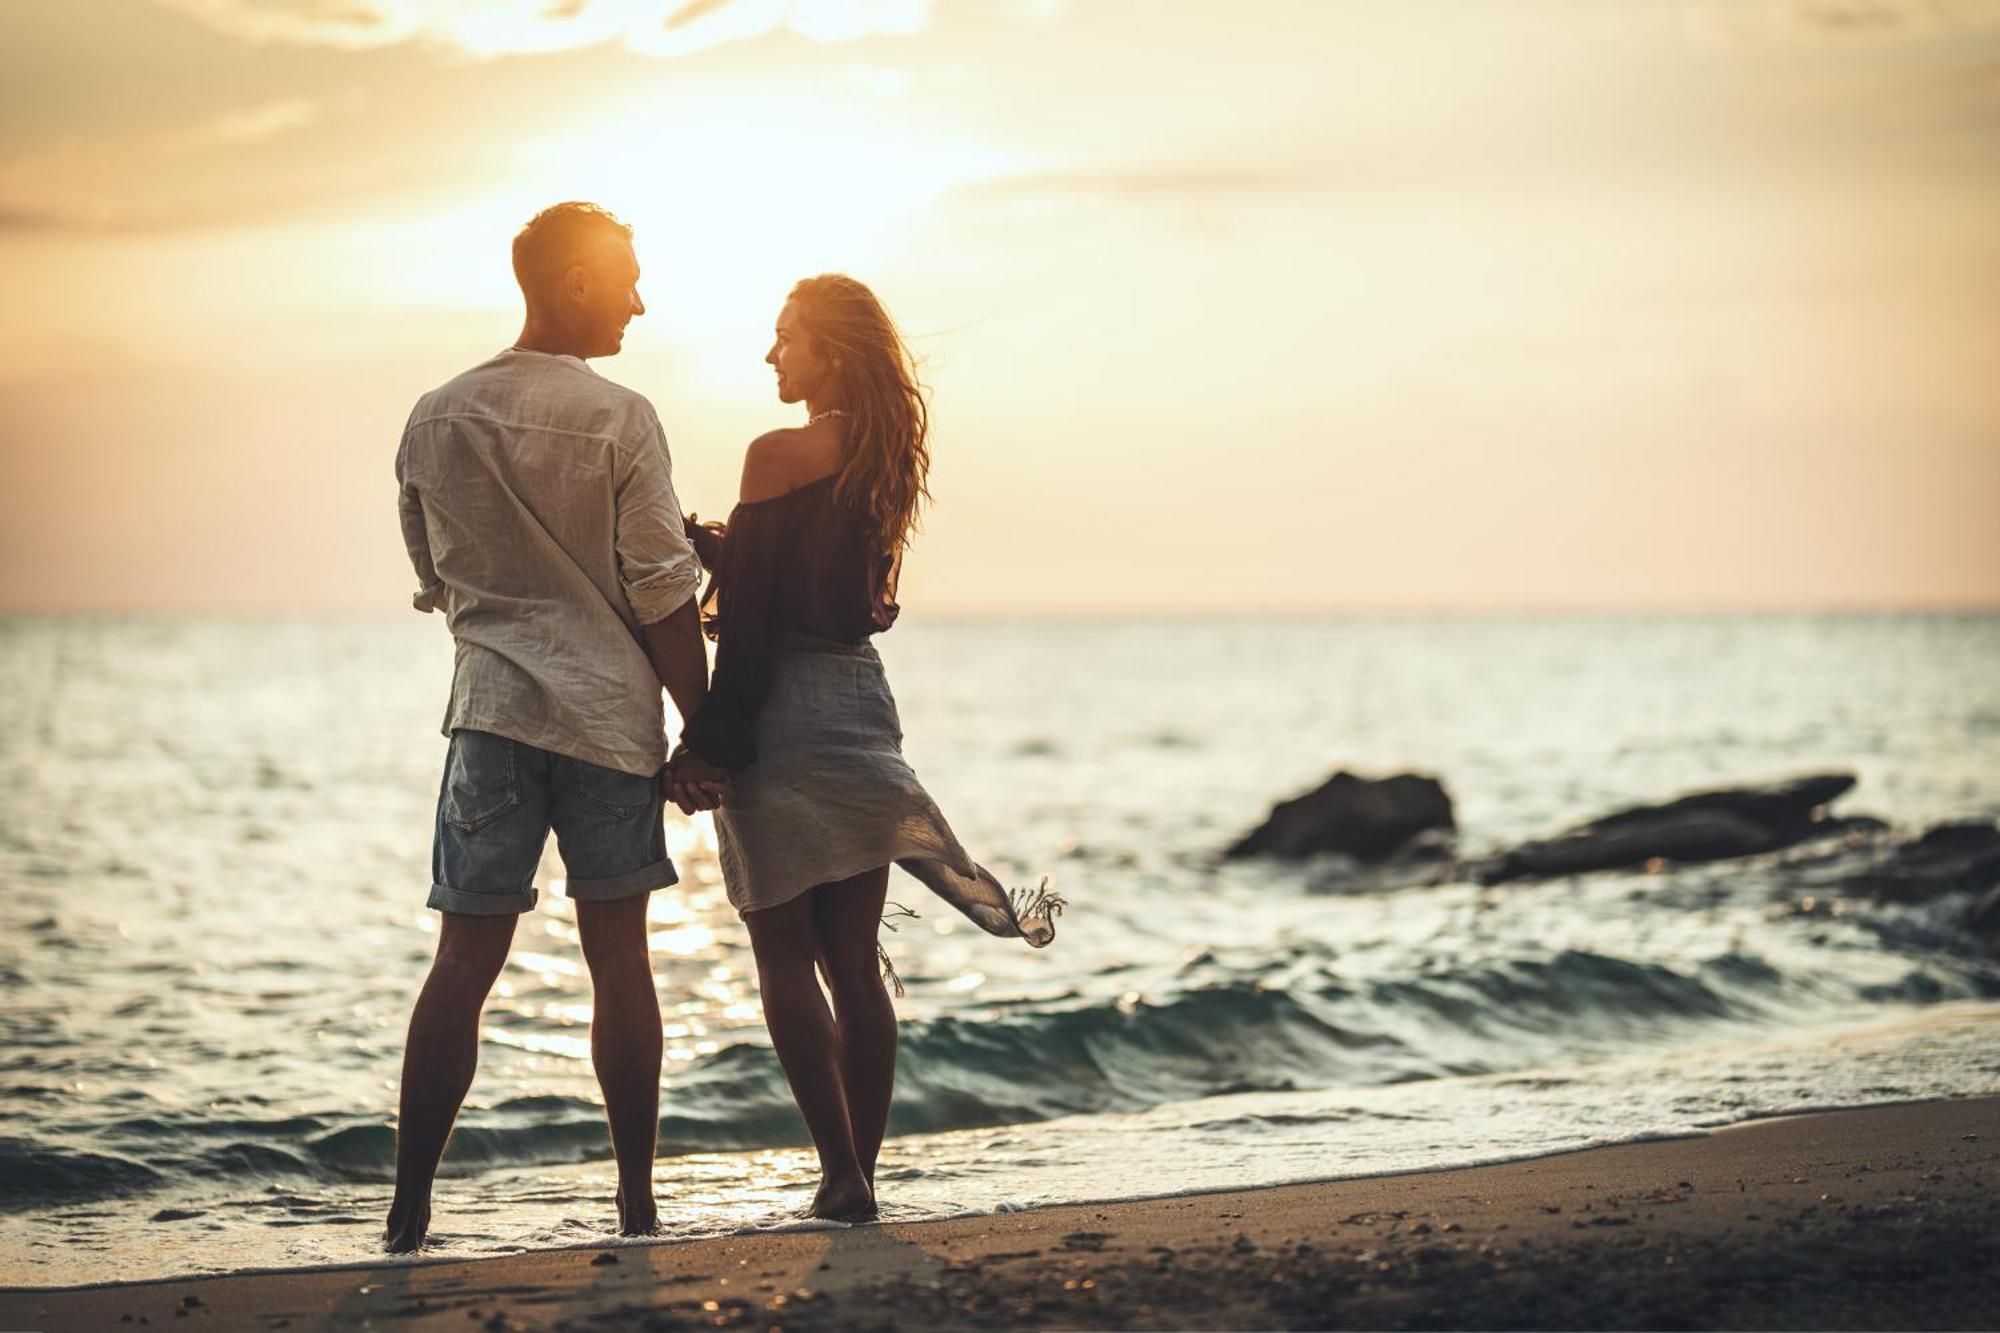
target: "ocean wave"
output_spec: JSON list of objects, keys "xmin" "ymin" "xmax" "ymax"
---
[
  {"xmin": 10, "ymin": 937, "xmax": 1991, "ymax": 1209},
  {"xmin": 0, "ymin": 1138, "xmax": 164, "ymax": 1212}
]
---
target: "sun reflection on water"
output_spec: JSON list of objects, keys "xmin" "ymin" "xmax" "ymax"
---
[
  {"xmin": 648, "ymin": 922, "xmax": 716, "ymax": 956},
  {"xmin": 480, "ymin": 1026, "xmax": 592, "ymax": 1061},
  {"xmin": 398, "ymin": 825, "xmax": 779, "ymax": 1080}
]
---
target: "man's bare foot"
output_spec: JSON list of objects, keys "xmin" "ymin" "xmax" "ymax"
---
[
  {"xmin": 615, "ymin": 1183, "xmax": 659, "ymax": 1236},
  {"xmin": 808, "ymin": 1174, "xmax": 876, "ymax": 1222},
  {"xmin": 384, "ymin": 1196, "xmax": 430, "ymax": 1253}
]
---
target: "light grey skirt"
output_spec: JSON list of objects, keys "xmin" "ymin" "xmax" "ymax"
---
[{"xmin": 712, "ymin": 634, "xmax": 1061, "ymax": 954}]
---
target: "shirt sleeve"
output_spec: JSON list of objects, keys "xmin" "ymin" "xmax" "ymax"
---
[
  {"xmin": 616, "ymin": 416, "xmax": 704, "ymax": 625},
  {"xmin": 395, "ymin": 433, "xmax": 445, "ymax": 614},
  {"xmin": 680, "ymin": 502, "xmax": 782, "ymax": 771}
]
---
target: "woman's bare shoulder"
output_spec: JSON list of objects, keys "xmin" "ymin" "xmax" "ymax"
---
[
  {"xmin": 739, "ymin": 426, "xmax": 842, "ymax": 503},
  {"xmin": 739, "ymin": 429, "xmax": 808, "ymax": 503}
]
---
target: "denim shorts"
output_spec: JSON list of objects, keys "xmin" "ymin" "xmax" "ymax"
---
[{"xmin": 428, "ymin": 729, "xmax": 677, "ymax": 915}]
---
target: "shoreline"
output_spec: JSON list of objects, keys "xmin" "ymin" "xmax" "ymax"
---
[{"xmin": 6, "ymin": 1094, "xmax": 1996, "ymax": 1331}]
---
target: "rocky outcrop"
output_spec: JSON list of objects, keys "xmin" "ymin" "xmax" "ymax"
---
[
  {"xmin": 1969, "ymin": 884, "xmax": 2000, "ymax": 950},
  {"xmin": 1225, "ymin": 771, "xmax": 1454, "ymax": 862},
  {"xmin": 1844, "ymin": 822, "xmax": 2000, "ymax": 904},
  {"xmin": 1472, "ymin": 774, "xmax": 1857, "ymax": 885}
]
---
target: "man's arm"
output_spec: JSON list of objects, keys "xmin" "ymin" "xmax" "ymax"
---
[
  {"xmin": 614, "ymin": 415, "xmax": 706, "ymax": 714},
  {"xmin": 645, "ymin": 599, "xmax": 727, "ymax": 814},
  {"xmin": 640, "ymin": 598, "xmax": 708, "ymax": 732},
  {"xmin": 396, "ymin": 435, "xmax": 444, "ymax": 614}
]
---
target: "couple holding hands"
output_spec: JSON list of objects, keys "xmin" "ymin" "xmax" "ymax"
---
[{"xmin": 386, "ymin": 201, "xmax": 1059, "ymax": 1251}]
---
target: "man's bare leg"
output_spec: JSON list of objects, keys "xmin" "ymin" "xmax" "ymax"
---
[
  {"xmin": 385, "ymin": 911, "xmax": 517, "ymax": 1252},
  {"xmin": 575, "ymin": 894, "xmax": 663, "ymax": 1234}
]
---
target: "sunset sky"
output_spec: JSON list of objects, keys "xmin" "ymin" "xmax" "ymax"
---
[{"xmin": 1, "ymin": 0, "xmax": 1995, "ymax": 613}]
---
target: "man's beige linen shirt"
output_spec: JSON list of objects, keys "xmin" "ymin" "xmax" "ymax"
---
[{"xmin": 396, "ymin": 348, "xmax": 702, "ymax": 776}]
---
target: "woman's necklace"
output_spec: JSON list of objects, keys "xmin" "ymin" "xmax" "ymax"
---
[{"xmin": 807, "ymin": 408, "xmax": 849, "ymax": 425}]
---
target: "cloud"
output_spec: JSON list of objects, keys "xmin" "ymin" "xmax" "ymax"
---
[
  {"xmin": 148, "ymin": 0, "xmax": 930, "ymax": 59},
  {"xmin": 0, "ymin": 206, "xmax": 65, "ymax": 233},
  {"xmin": 970, "ymin": 154, "xmax": 1552, "ymax": 212},
  {"xmin": 202, "ymin": 98, "xmax": 324, "ymax": 145},
  {"xmin": 1684, "ymin": 0, "xmax": 2000, "ymax": 48},
  {"xmin": 0, "ymin": 99, "xmax": 328, "ymax": 230},
  {"xmin": 972, "ymin": 165, "xmax": 1338, "ymax": 203}
]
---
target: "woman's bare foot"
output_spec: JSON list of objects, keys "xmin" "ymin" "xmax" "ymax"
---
[
  {"xmin": 615, "ymin": 1183, "xmax": 659, "ymax": 1236},
  {"xmin": 808, "ymin": 1173, "xmax": 877, "ymax": 1221},
  {"xmin": 384, "ymin": 1195, "xmax": 430, "ymax": 1253}
]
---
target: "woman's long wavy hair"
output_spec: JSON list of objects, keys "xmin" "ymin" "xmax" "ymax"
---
[{"xmin": 790, "ymin": 274, "xmax": 932, "ymax": 559}]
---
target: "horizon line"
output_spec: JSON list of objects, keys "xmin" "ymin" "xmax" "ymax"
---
[{"xmin": 4, "ymin": 601, "xmax": 1998, "ymax": 624}]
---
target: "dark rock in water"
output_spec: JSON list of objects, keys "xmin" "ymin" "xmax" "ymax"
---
[
  {"xmin": 1846, "ymin": 822, "xmax": 2000, "ymax": 904},
  {"xmin": 1748, "ymin": 816, "xmax": 1895, "ymax": 896},
  {"xmin": 1970, "ymin": 884, "xmax": 2000, "ymax": 949},
  {"xmin": 1578, "ymin": 774, "xmax": 1855, "ymax": 841},
  {"xmin": 1474, "ymin": 773, "xmax": 1857, "ymax": 885},
  {"xmin": 1484, "ymin": 810, "xmax": 1778, "ymax": 882},
  {"xmin": 1226, "ymin": 771, "xmax": 1454, "ymax": 862}
]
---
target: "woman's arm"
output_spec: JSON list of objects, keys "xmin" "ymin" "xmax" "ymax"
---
[
  {"xmin": 679, "ymin": 431, "xmax": 831, "ymax": 769},
  {"xmin": 683, "ymin": 514, "xmax": 726, "ymax": 571},
  {"xmin": 677, "ymin": 435, "xmax": 805, "ymax": 769},
  {"xmin": 683, "ymin": 420, "xmax": 803, "ymax": 571}
]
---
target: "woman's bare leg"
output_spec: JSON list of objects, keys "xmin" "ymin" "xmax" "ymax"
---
[
  {"xmin": 744, "ymin": 894, "xmax": 874, "ymax": 1218},
  {"xmin": 811, "ymin": 865, "xmax": 897, "ymax": 1186}
]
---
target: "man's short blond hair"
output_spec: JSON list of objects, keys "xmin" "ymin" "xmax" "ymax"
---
[{"xmin": 511, "ymin": 201, "xmax": 632, "ymax": 301}]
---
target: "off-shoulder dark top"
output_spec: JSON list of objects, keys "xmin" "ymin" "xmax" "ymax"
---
[{"xmin": 679, "ymin": 473, "xmax": 898, "ymax": 770}]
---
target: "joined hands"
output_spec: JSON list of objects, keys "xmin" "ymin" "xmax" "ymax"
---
[{"xmin": 666, "ymin": 744, "xmax": 727, "ymax": 814}]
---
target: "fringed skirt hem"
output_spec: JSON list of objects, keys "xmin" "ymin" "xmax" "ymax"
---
[{"xmin": 711, "ymin": 636, "xmax": 1062, "ymax": 949}]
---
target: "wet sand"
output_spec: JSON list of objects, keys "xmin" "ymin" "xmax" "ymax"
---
[{"xmin": 4, "ymin": 1094, "xmax": 1996, "ymax": 1331}]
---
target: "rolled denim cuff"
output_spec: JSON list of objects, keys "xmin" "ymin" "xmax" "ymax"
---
[
  {"xmin": 426, "ymin": 883, "xmax": 538, "ymax": 915},
  {"xmin": 566, "ymin": 858, "xmax": 679, "ymax": 902}
]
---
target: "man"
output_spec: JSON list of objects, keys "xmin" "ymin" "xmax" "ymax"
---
[{"xmin": 387, "ymin": 201, "xmax": 722, "ymax": 1252}]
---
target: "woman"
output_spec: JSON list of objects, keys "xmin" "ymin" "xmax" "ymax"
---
[{"xmin": 670, "ymin": 275, "xmax": 1062, "ymax": 1221}]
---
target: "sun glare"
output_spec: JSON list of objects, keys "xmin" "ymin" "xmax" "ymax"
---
[
  {"xmin": 354, "ymin": 101, "xmax": 1010, "ymax": 381},
  {"xmin": 318, "ymin": 92, "xmax": 1017, "ymax": 399},
  {"xmin": 519, "ymin": 108, "xmax": 1009, "ymax": 344}
]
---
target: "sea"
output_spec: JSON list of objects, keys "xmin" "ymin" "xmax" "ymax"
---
[{"xmin": 2, "ymin": 612, "xmax": 1997, "ymax": 1287}]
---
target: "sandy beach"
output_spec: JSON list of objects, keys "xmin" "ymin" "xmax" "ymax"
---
[{"xmin": 4, "ymin": 1094, "xmax": 1994, "ymax": 1332}]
